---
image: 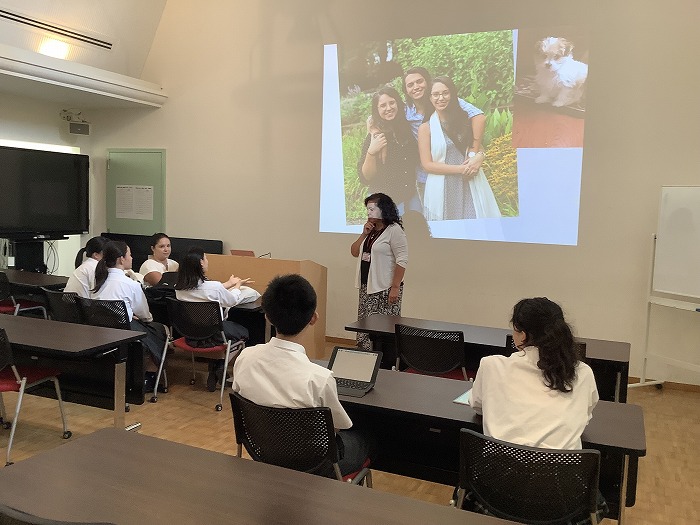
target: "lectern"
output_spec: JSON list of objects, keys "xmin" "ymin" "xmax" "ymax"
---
[{"xmin": 205, "ymin": 254, "xmax": 327, "ymax": 358}]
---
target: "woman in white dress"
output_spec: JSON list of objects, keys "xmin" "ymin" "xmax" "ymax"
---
[{"xmin": 417, "ymin": 75, "xmax": 500, "ymax": 221}]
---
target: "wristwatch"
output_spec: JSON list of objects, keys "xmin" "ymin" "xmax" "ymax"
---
[{"xmin": 467, "ymin": 151, "xmax": 485, "ymax": 159}]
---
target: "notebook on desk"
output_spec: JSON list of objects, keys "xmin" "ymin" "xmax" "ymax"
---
[{"xmin": 328, "ymin": 346, "xmax": 382, "ymax": 398}]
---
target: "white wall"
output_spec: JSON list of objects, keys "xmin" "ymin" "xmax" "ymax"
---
[{"xmin": 5, "ymin": 0, "xmax": 700, "ymax": 382}]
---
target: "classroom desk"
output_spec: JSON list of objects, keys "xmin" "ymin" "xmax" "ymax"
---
[
  {"xmin": 0, "ymin": 428, "xmax": 517, "ymax": 525},
  {"xmin": 0, "ymin": 315, "xmax": 144, "ymax": 429},
  {"xmin": 345, "ymin": 314, "xmax": 631, "ymax": 402},
  {"xmin": 3, "ymin": 268, "xmax": 68, "ymax": 291},
  {"xmin": 338, "ymin": 369, "xmax": 645, "ymax": 525}
]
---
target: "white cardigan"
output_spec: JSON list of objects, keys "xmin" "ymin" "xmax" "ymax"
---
[{"xmin": 355, "ymin": 223, "xmax": 408, "ymax": 295}]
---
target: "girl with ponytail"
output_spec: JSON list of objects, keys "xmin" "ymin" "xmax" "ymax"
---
[
  {"xmin": 469, "ymin": 297, "xmax": 598, "ymax": 450},
  {"xmin": 64, "ymin": 236, "xmax": 109, "ymax": 297},
  {"xmin": 92, "ymin": 241, "xmax": 167, "ymax": 391}
]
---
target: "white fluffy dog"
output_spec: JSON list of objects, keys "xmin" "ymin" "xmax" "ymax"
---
[{"xmin": 534, "ymin": 36, "xmax": 588, "ymax": 107}]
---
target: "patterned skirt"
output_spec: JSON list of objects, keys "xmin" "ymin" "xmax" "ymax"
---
[{"xmin": 356, "ymin": 283, "xmax": 403, "ymax": 351}]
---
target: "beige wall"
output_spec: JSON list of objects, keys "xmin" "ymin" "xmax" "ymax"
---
[{"xmin": 3, "ymin": 0, "xmax": 700, "ymax": 383}]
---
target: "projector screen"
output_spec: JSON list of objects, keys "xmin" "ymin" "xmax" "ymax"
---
[{"xmin": 320, "ymin": 25, "xmax": 589, "ymax": 245}]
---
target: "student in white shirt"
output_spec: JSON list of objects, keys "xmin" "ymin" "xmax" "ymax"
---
[
  {"xmin": 64, "ymin": 236, "xmax": 109, "ymax": 298},
  {"xmin": 175, "ymin": 246, "xmax": 252, "ymax": 391},
  {"xmin": 139, "ymin": 232, "xmax": 179, "ymax": 287},
  {"xmin": 233, "ymin": 274, "xmax": 375, "ymax": 477},
  {"xmin": 464, "ymin": 297, "xmax": 605, "ymax": 521},
  {"xmin": 92, "ymin": 240, "xmax": 168, "ymax": 392}
]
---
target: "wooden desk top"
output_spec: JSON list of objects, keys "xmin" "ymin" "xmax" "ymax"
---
[
  {"xmin": 0, "ymin": 429, "xmax": 516, "ymax": 525},
  {"xmin": 340, "ymin": 369, "xmax": 646, "ymax": 456},
  {"xmin": 3, "ymin": 268, "xmax": 68, "ymax": 289},
  {"xmin": 345, "ymin": 314, "xmax": 630, "ymax": 363},
  {"xmin": 0, "ymin": 315, "xmax": 144, "ymax": 357}
]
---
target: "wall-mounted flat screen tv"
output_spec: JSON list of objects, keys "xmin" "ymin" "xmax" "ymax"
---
[{"xmin": 0, "ymin": 145, "xmax": 89, "ymax": 239}]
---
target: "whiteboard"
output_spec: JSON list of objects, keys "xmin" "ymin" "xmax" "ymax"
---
[{"xmin": 652, "ymin": 186, "xmax": 700, "ymax": 298}]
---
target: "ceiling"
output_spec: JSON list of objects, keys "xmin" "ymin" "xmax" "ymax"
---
[{"xmin": 0, "ymin": 0, "xmax": 167, "ymax": 109}]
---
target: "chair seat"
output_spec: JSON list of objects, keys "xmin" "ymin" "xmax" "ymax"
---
[
  {"xmin": 171, "ymin": 337, "xmax": 228, "ymax": 353},
  {"xmin": 405, "ymin": 367, "xmax": 470, "ymax": 381},
  {"xmin": 0, "ymin": 302, "xmax": 18, "ymax": 314},
  {"xmin": 0, "ymin": 367, "xmax": 61, "ymax": 392},
  {"xmin": 342, "ymin": 456, "xmax": 371, "ymax": 482}
]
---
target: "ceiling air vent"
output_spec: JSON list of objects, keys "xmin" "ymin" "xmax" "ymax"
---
[{"xmin": 0, "ymin": 9, "xmax": 113, "ymax": 50}]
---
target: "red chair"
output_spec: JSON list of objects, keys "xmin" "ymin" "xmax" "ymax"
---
[
  {"xmin": 394, "ymin": 324, "xmax": 471, "ymax": 380},
  {"xmin": 0, "ymin": 272, "xmax": 47, "ymax": 318},
  {"xmin": 0, "ymin": 328, "xmax": 71, "ymax": 466},
  {"xmin": 165, "ymin": 298, "xmax": 245, "ymax": 411}
]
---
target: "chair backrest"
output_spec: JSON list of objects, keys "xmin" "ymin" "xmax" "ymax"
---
[
  {"xmin": 0, "ymin": 272, "xmax": 12, "ymax": 301},
  {"xmin": 229, "ymin": 391, "xmax": 339, "ymax": 478},
  {"xmin": 42, "ymin": 288, "xmax": 83, "ymax": 324},
  {"xmin": 459, "ymin": 429, "xmax": 600, "ymax": 525},
  {"xmin": 0, "ymin": 503, "xmax": 116, "ymax": 525},
  {"xmin": 0, "ymin": 328, "xmax": 14, "ymax": 373},
  {"xmin": 76, "ymin": 298, "xmax": 130, "ymax": 330},
  {"xmin": 166, "ymin": 298, "xmax": 223, "ymax": 341},
  {"xmin": 395, "ymin": 324, "xmax": 465, "ymax": 375}
]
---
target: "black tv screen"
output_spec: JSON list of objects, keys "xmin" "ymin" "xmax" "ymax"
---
[{"xmin": 0, "ymin": 145, "xmax": 89, "ymax": 239}]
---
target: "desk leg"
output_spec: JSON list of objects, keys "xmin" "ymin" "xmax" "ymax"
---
[
  {"xmin": 615, "ymin": 372, "xmax": 622, "ymax": 403},
  {"xmin": 113, "ymin": 361, "xmax": 141, "ymax": 432},
  {"xmin": 618, "ymin": 454, "xmax": 629, "ymax": 524}
]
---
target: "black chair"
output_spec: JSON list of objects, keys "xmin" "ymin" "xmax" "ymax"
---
[
  {"xmin": 166, "ymin": 298, "xmax": 244, "ymax": 411},
  {"xmin": 0, "ymin": 328, "xmax": 71, "ymax": 466},
  {"xmin": 455, "ymin": 429, "xmax": 601, "ymax": 525},
  {"xmin": 394, "ymin": 324, "xmax": 469, "ymax": 380},
  {"xmin": 0, "ymin": 272, "xmax": 47, "ymax": 318},
  {"xmin": 77, "ymin": 297, "xmax": 168, "ymax": 404},
  {"xmin": 229, "ymin": 391, "xmax": 372, "ymax": 486},
  {"xmin": 41, "ymin": 288, "xmax": 83, "ymax": 324},
  {"xmin": 0, "ymin": 503, "xmax": 115, "ymax": 525}
]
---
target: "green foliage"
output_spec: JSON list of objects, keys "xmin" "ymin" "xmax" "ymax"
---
[
  {"xmin": 342, "ymin": 126, "xmax": 369, "ymax": 224},
  {"xmin": 393, "ymin": 31, "xmax": 514, "ymax": 110},
  {"xmin": 483, "ymin": 107, "xmax": 513, "ymax": 146},
  {"xmin": 340, "ymin": 90, "xmax": 373, "ymax": 128}
]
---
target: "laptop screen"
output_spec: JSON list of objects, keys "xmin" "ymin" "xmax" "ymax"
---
[{"xmin": 330, "ymin": 348, "xmax": 379, "ymax": 382}]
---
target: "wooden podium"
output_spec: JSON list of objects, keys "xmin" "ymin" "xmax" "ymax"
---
[{"xmin": 205, "ymin": 254, "xmax": 327, "ymax": 358}]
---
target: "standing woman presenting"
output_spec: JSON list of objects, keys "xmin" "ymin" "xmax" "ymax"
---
[
  {"xmin": 350, "ymin": 193, "xmax": 408, "ymax": 351},
  {"xmin": 140, "ymin": 232, "xmax": 179, "ymax": 287}
]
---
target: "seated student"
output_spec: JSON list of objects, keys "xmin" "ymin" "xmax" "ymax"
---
[
  {"xmin": 91, "ymin": 240, "xmax": 168, "ymax": 392},
  {"xmin": 232, "ymin": 274, "xmax": 375, "ymax": 477},
  {"xmin": 139, "ymin": 232, "xmax": 179, "ymax": 287},
  {"xmin": 465, "ymin": 297, "xmax": 605, "ymax": 522},
  {"xmin": 175, "ymin": 247, "xmax": 254, "ymax": 391},
  {"xmin": 64, "ymin": 236, "xmax": 109, "ymax": 297}
]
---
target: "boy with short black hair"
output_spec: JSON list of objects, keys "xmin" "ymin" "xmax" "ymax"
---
[{"xmin": 232, "ymin": 274, "xmax": 373, "ymax": 476}]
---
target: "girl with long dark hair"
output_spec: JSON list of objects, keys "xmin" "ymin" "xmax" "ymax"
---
[
  {"xmin": 418, "ymin": 75, "xmax": 500, "ymax": 220},
  {"xmin": 470, "ymin": 297, "xmax": 598, "ymax": 449},
  {"xmin": 139, "ymin": 232, "xmax": 179, "ymax": 287},
  {"xmin": 358, "ymin": 86, "xmax": 420, "ymax": 213},
  {"xmin": 175, "ymin": 247, "xmax": 255, "ymax": 391},
  {"xmin": 64, "ymin": 236, "xmax": 109, "ymax": 297},
  {"xmin": 92, "ymin": 241, "xmax": 167, "ymax": 391}
]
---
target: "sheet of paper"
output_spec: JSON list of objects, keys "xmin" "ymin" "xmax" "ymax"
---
[
  {"xmin": 453, "ymin": 389, "xmax": 471, "ymax": 405},
  {"xmin": 116, "ymin": 185, "xmax": 154, "ymax": 220}
]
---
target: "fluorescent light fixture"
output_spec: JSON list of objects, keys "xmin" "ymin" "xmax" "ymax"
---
[{"xmin": 38, "ymin": 38, "xmax": 69, "ymax": 60}]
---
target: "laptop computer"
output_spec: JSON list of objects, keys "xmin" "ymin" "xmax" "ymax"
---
[
  {"xmin": 157, "ymin": 271, "xmax": 179, "ymax": 287},
  {"xmin": 328, "ymin": 346, "xmax": 382, "ymax": 398}
]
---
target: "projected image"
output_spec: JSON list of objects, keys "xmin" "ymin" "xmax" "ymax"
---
[{"xmin": 320, "ymin": 25, "xmax": 589, "ymax": 245}]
